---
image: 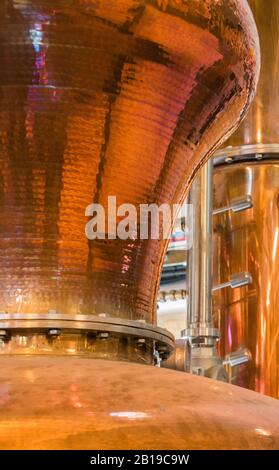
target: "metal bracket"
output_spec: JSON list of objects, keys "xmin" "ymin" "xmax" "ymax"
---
[
  {"xmin": 212, "ymin": 272, "xmax": 252, "ymax": 292},
  {"xmin": 223, "ymin": 348, "xmax": 252, "ymax": 367},
  {"xmin": 213, "ymin": 195, "xmax": 252, "ymax": 215}
]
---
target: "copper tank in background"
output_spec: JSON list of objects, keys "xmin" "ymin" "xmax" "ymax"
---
[
  {"xmin": 1, "ymin": 0, "xmax": 278, "ymax": 451},
  {"xmin": 221, "ymin": 0, "xmax": 279, "ymax": 148},
  {"xmin": 213, "ymin": 0, "xmax": 279, "ymax": 398}
]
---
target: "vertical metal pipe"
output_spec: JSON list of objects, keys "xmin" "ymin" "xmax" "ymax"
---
[
  {"xmin": 184, "ymin": 159, "xmax": 222, "ymax": 381},
  {"xmin": 200, "ymin": 159, "xmax": 213, "ymax": 326},
  {"xmin": 187, "ymin": 159, "xmax": 214, "ymax": 331},
  {"xmin": 187, "ymin": 175, "xmax": 200, "ymax": 327}
]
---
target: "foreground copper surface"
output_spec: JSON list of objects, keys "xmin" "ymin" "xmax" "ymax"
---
[
  {"xmin": 0, "ymin": 0, "xmax": 259, "ymax": 322},
  {"xmin": 0, "ymin": 357, "xmax": 278, "ymax": 450}
]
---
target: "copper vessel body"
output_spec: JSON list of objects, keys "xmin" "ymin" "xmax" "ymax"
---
[
  {"xmin": 212, "ymin": 0, "xmax": 279, "ymax": 399},
  {"xmin": 0, "ymin": 0, "xmax": 259, "ymax": 323},
  {"xmin": 223, "ymin": 0, "xmax": 279, "ymax": 148},
  {"xmin": 213, "ymin": 160, "xmax": 279, "ymax": 399},
  {"xmin": 0, "ymin": 357, "xmax": 279, "ymax": 450}
]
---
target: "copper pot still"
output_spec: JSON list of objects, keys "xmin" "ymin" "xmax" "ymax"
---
[
  {"xmin": 1, "ymin": 0, "xmax": 278, "ymax": 451},
  {"xmin": 213, "ymin": 0, "xmax": 279, "ymax": 400},
  {"xmin": 0, "ymin": 0, "xmax": 258, "ymax": 324}
]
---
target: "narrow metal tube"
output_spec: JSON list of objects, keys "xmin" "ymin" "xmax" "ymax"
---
[
  {"xmin": 187, "ymin": 175, "xmax": 200, "ymax": 327},
  {"xmin": 187, "ymin": 159, "xmax": 214, "ymax": 329},
  {"xmin": 200, "ymin": 159, "xmax": 214, "ymax": 326}
]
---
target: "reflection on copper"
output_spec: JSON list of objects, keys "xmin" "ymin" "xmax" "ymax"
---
[
  {"xmin": 0, "ymin": 0, "xmax": 259, "ymax": 324},
  {"xmin": 255, "ymin": 428, "xmax": 272, "ymax": 437},
  {"xmin": 109, "ymin": 412, "xmax": 150, "ymax": 420}
]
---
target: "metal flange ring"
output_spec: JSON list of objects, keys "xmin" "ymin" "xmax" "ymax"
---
[
  {"xmin": 213, "ymin": 144, "xmax": 279, "ymax": 166},
  {"xmin": 0, "ymin": 313, "xmax": 175, "ymax": 355}
]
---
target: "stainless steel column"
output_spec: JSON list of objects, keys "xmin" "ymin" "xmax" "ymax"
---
[
  {"xmin": 184, "ymin": 159, "xmax": 224, "ymax": 379},
  {"xmin": 185, "ymin": 159, "xmax": 219, "ymax": 342}
]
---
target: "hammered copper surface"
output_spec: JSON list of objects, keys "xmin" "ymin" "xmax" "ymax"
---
[
  {"xmin": 0, "ymin": 1, "xmax": 259, "ymax": 322},
  {"xmin": 224, "ymin": 0, "xmax": 279, "ymax": 147},
  {"xmin": 0, "ymin": 357, "xmax": 278, "ymax": 450},
  {"xmin": 213, "ymin": 161, "xmax": 279, "ymax": 399}
]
